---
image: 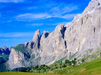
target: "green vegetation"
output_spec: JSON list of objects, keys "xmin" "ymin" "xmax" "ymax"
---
[
  {"xmin": 84, "ymin": 47, "xmax": 101, "ymax": 61},
  {"xmin": 0, "ymin": 47, "xmax": 101, "ymax": 74},
  {"xmin": 69, "ymin": 52, "xmax": 78, "ymax": 60},
  {"xmin": 81, "ymin": 58, "xmax": 85, "ymax": 63},
  {"xmin": 54, "ymin": 59, "xmax": 101, "ymax": 75},
  {"xmin": 0, "ymin": 62, "xmax": 9, "ymax": 72},
  {"xmin": 11, "ymin": 58, "xmax": 77, "ymax": 73},
  {"xmin": 14, "ymin": 44, "xmax": 31, "ymax": 60},
  {"xmin": 0, "ymin": 54, "xmax": 9, "ymax": 64},
  {"xmin": 55, "ymin": 56, "xmax": 67, "ymax": 63},
  {"xmin": 0, "ymin": 72, "xmax": 57, "ymax": 75},
  {"xmin": 71, "ymin": 58, "xmax": 77, "ymax": 67},
  {"xmin": 28, "ymin": 58, "xmax": 77, "ymax": 73},
  {"xmin": 0, "ymin": 59, "xmax": 101, "ymax": 75},
  {"xmin": 14, "ymin": 44, "xmax": 28, "ymax": 54},
  {"xmin": 0, "ymin": 54, "xmax": 9, "ymax": 72},
  {"xmin": 0, "ymin": 47, "xmax": 101, "ymax": 75}
]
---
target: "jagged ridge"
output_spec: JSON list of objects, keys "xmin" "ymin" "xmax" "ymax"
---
[{"xmin": 7, "ymin": 0, "xmax": 101, "ymax": 70}]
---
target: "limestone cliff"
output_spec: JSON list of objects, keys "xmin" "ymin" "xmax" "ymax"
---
[
  {"xmin": 8, "ymin": 0, "xmax": 101, "ymax": 70},
  {"xmin": 65, "ymin": 0, "xmax": 101, "ymax": 59}
]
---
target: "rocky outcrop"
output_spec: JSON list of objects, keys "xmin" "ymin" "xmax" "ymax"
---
[
  {"xmin": 25, "ymin": 30, "xmax": 41, "ymax": 50},
  {"xmin": 64, "ymin": 0, "xmax": 101, "ymax": 59},
  {"xmin": 8, "ymin": 49, "xmax": 25, "ymax": 69},
  {"xmin": 40, "ymin": 24, "xmax": 67, "ymax": 65},
  {"xmin": 8, "ymin": 0, "xmax": 101, "ymax": 70},
  {"xmin": 0, "ymin": 46, "xmax": 11, "ymax": 55},
  {"xmin": 0, "ymin": 46, "xmax": 11, "ymax": 69}
]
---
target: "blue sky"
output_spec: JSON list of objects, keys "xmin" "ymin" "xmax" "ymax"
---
[{"xmin": 0, "ymin": 0, "xmax": 91, "ymax": 47}]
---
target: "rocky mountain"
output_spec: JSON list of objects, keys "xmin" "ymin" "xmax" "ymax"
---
[
  {"xmin": 0, "ymin": 46, "xmax": 11, "ymax": 68},
  {"xmin": 0, "ymin": 46, "xmax": 11, "ymax": 55},
  {"xmin": 7, "ymin": 0, "xmax": 101, "ymax": 70}
]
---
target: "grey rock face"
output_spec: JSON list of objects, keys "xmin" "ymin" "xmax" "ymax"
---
[
  {"xmin": 8, "ymin": 48, "xmax": 25, "ymax": 69},
  {"xmin": 0, "ymin": 46, "xmax": 11, "ymax": 69},
  {"xmin": 65, "ymin": 0, "xmax": 101, "ymax": 53},
  {"xmin": 8, "ymin": 0, "xmax": 101, "ymax": 69},
  {"xmin": 0, "ymin": 46, "xmax": 11, "ymax": 55},
  {"xmin": 25, "ymin": 30, "xmax": 41, "ymax": 49},
  {"xmin": 40, "ymin": 24, "xmax": 67, "ymax": 65}
]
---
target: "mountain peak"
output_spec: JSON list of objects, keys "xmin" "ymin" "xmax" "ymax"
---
[
  {"xmin": 32, "ymin": 29, "xmax": 40, "ymax": 41},
  {"xmin": 83, "ymin": 0, "xmax": 101, "ymax": 14},
  {"xmin": 55, "ymin": 24, "xmax": 64, "ymax": 32},
  {"xmin": 42, "ymin": 31, "xmax": 50, "ymax": 38},
  {"xmin": 6, "ymin": 0, "xmax": 101, "ymax": 70},
  {"xmin": 2, "ymin": 46, "xmax": 7, "ymax": 50}
]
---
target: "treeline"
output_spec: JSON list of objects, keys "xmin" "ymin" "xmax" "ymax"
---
[
  {"xmin": 12, "ymin": 58, "xmax": 85, "ymax": 73},
  {"xmin": 28, "ymin": 58, "xmax": 80, "ymax": 73}
]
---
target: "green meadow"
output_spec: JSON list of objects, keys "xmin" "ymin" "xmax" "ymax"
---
[{"xmin": 0, "ymin": 59, "xmax": 101, "ymax": 75}]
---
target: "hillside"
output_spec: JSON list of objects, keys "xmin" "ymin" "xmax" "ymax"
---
[
  {"xmin": 53, "ymin": 59, "xmax": 101, "ymax": 75},
  {"xmin": 0, "ymin": 59, "xmax": 101, "ymax": 75}
]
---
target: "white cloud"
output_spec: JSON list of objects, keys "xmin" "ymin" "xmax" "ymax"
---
[
  {"xmin": 16, "ymin": 13, "xmax": 52, "ymax": 21},
  {"xmin": 60, "ymin": 14, "xmax": 77, "ymax": 19},
  {"xmin": 45, "ymin": 21, "xmax": 71, "ymax": 26},
  {"xmin": 15, "ymin": 3, "xmax": 79, "ymax": 21},
  {"xmin": 51, "ymin": 4, "xmax": 78, "ymax": 15},
  {"xmin": 26, "ymin": 23, "xmax": 44, "ymax": 27},
  {"xmin": 16, "ymin": 13, "xmax": 77, "ymax": 21},
  {"xmin": 0, "ymin": 32, "xmax": 34, "ymax": 37},
  {"xmin": 30, "ymin": 23, "xmax": 44, "ymax": 26},
  {"xmin": 0, "ymin": 0, "xmax": 24, "ymax": 3}
]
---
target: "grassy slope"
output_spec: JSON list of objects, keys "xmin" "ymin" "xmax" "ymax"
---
[
  {"xmin": 0, "ymin": 72, "xmax": 58, "ymax": 75},
  {"xmin": 54, "ymin": 59, "xmax": 101, "ymax": 75},
  {"xmin": 14, "ymin": 44, "xmax": 28, "ymax": 54},
  {"xmin": 0, "ymin": 59, "xmax": 101, "ymax": 75}
]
